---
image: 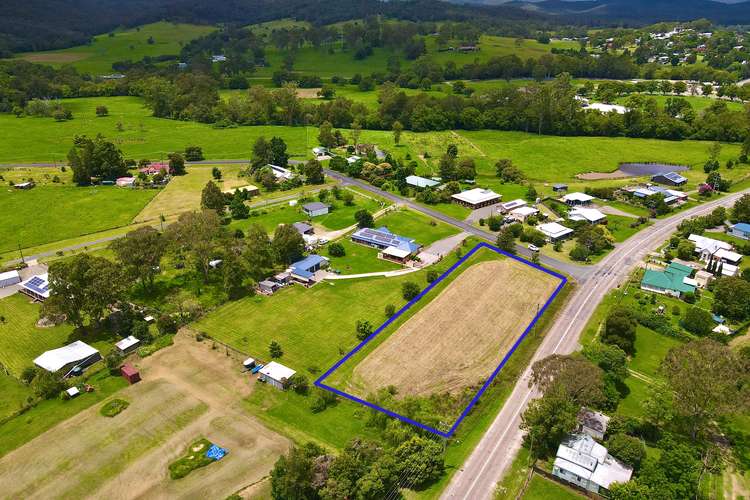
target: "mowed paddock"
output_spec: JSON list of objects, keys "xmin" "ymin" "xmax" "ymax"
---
[
  {"xmin": 0, "ymin": 333, "xmax": 288, "ymax": 500},
  {"xmin": 349, "ymin": 258, "xmax": 561, "ymax": 398}
]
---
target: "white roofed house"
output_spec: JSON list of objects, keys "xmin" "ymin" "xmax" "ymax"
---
[
  {"xmin": 19, "ymin": 273, "xmax": 50, "ymax": 301},
  {"xmin": 552, "ymin": 433, "xmax": 633, "ymax": 494},
  {"xmin": 510, "ymin": 205, "xmax": 540, "ymax": 222},
  {"xmin": 539, "ymin": 222, "xmax": 575, "ymax": 242},
  {"xmin": 498, "ymin": 199, "xmax": 527, "ymax": 214},
  {"xmin": 34, "ymin": 341, "xmax": 102, "ymax": 378},
  {"xmin": 568, "ymin": 207, "xmax": 607, "ymax": 224},
  {"xmin": 268, "ymin": 164, "xmax": 295, "ymax": 181},
  {"xmin": 0, "ymin": 270, "xmax": 21, "ymax": 288},
  {"xmin": 451, "ymin": 188, "xmax": 501, "ymax": 209},
  {"xmin": 562, "ymin": 192, "xmax": 594, "ymax": 206},
  {"xmin": 259, "ymin": 361, "xmax": 296, "ymax": 390},
  {"xmin": 688, "ymin": 234, "xmax": 742, "ymax": 267},
  {"xmin": 115, "ymin": 336, "xmax": 141, "ymax": 355}
]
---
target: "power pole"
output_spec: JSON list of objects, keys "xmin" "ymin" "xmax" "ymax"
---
[{"xmin": 17, "ymin": 243, "xmax": 24, "ymax": 265}]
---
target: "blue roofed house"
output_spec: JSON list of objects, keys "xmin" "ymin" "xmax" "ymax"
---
[
  {"xmin": 731, "ymin": 222, "xmax": 750, "ymax": 240},
  {"xmin": 351, "ymin": 226, "xmax": 422, "ymax": 264},
  {"xmin": 640, "ymin": 262, "xmax": 696, "ymax": 298},
  {"xmin": 651, "ymin": 171, "xmax": 688, "ymax": 186},
  {"xmin": 289, "ymin": 255, "xmax": 329, "ymax": 285}
]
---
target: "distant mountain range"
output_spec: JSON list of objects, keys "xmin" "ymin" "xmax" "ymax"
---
[{"xmin": 449, "ymin": 0, "xmax": 750, "ymax": 24}]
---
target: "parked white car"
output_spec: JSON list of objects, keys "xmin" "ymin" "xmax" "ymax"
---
[{"xmin": 528, "ymin": 244, "xmax": 540, "ymax": 252}]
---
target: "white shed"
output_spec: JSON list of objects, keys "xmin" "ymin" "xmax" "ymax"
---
[{"xmin": 259, "ymin": 361, "xmax": 296, "ymax": 390}]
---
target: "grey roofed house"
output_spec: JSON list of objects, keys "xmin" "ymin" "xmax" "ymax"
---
[
  {"xmin": 293, "ymin": 222, "xmax": 314, "ymax": 235},
  {"xmin": 302, "ymin": 202, "xmax": 330, "ymax": 217},
  {"xmin": 259, "ymin": 280, "xmax": 280, "ymax": 294},
  {"xmin": 577, "ymin": 407, "xmax": 610, "ymax": 440},
  {"xmin": 553, "ymin": 183, "xmax": 568, "ymax": 192}
]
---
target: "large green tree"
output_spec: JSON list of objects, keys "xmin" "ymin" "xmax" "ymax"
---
[
  {"xmin": 201, "ymin": 181, "xmax": 225, "ymax": 212},
  {"xmin": 602, "ymin": 306, "xmax": 637, "ymax": 354},
  {"xmin": 521, "ymin": 383, "xmax": 579, "ymax": 458},
  {"xmin": 67, "ymin": 134, "xmax": 127, "ymax": 185},
  {"xmin": 109, "ymin": 226, "xmax": 165, "ymax": 291},
  {"xmin": 270, "ymin": 443, "xmax": 325, "ymax": 500},
  {"xmin": 243, "ymin": 224, "xmax": 277, "ymax": 281},
  {"xmin": 660, "ymin": 339, "xmax": 748, "ymax": 440},
  {"xmin": 272, "ymin": 224, "xmax": 305, "ymax": 265},
  {"xmin": 44, "ymin": 253, "xmax": 126, "ymax": 328},
  {"xmin": 165, "ymin": 210, "xmax": 224, "ymax": 281},
  {"xmin": 713, "ymin": 276, "xmax": 750, "ymax": 321}
]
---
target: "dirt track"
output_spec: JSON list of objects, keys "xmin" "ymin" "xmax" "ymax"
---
[
  {"xmin": 352, "ymin": 260, "xmax": 560, "ymax": 397},
  {"xmin": 0, "ymin": 333, "xmax": 289, "ymax": 500}
]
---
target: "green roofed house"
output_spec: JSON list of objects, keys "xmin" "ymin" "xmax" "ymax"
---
[{"xmin": 640, "ymin": 262, "xmax": 696, "ymax": 298}]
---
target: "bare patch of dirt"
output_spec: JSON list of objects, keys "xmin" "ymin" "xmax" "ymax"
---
[
  {"xmin": 352, "ymin": 259, "xmax": 560, "ymax": 397},
  {"xmin": 296, "ymin": 88, "xmax": 322, "ymax": 99},
  {"xmin": 576, "ymin": 170, "xmax": 630, "ymax": 180},
  {"xmin": 20, "ymin": 53, "xmax": 88, "ymax": 64}
]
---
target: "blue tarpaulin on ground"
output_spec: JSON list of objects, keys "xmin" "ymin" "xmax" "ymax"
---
[{"xmin": 205, "ymin": 444, "xmax": 227, "ymax": 461}]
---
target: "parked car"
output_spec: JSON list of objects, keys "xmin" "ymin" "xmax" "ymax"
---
[{"xmin": 528, "ymin": 244, "xmax": 540, "ymax": 252}]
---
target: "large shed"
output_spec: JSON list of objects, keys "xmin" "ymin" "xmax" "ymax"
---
[
  {"xmin": 259, "ymin": 361, "xmax": 296, "ymax": 390},
  {"xmin": 34, "ymin": 341, "xmax": 101, "ymax": 377},
  {"xmin": 0, "ymin": 270, "xmax": 21, "ymax": 288}
]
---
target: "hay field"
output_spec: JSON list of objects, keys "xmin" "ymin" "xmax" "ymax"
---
[
  {"xmin": 350, "ymin": 259, "xmax": 560, "ymax": 397},
  {"xmin": 0, "ymin": 333, "xmax": 288, "ymax": 499}
]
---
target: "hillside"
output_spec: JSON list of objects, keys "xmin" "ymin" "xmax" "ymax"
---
[{"xmin": 0, "ymin": 0, "xmax": 546, "ymax": 56}]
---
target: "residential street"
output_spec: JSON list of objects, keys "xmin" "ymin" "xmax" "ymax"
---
[{"xmin": 439, "ymin": 188, "xmax": 750, "ymax": 500}]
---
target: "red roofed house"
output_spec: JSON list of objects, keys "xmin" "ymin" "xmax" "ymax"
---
[{"xmin": 140, "ymin": 162, "xmax": 171, "ymax": 175}]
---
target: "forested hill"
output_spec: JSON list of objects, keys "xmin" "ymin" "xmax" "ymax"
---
[
  {"xmin": 0, "ymin": 0, "xmax": 546, "ymax": 55},
  {"xmin": 503, "ymin": 0, "xmax": 750, "ymax": 25}
]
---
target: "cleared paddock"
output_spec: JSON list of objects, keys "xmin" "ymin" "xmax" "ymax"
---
[{"xmin": 351, "ymin": 259, "xmax": 560, "ymax": 397}]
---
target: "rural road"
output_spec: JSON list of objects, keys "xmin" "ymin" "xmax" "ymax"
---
[
  {"xmin": 322, "ymin": 168, "xmax": 594, "ymax": 281},
  {"xmin": 440, "ymin": 187, "xmax": 750, "ymax": 500}
]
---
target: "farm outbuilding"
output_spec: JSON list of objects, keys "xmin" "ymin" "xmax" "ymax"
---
[
  {"xmin": 115, "ymin": 336, "xmax": 141, "ymax": 355},
  {"xmin": 259, "ymin": 280, "xmax": 280, "ymax": 294},
  {"xmin": 651, "ymin": 171, "xmax": 687, "ymax": 186},
  {"xmin": 731, "ymin": 223, "xmax": 750, "ymax": 240},
  {"xmin": 289, "ymin": 255, "xmax": 329, "ymax": 285},
  {"xmin": 259, "ymin": 361, "xmax": 296, "ymax": 390},
  {"xmin": 121, "ymin": 364, "xmax": 141, "ymax": 384},
  {"xmin": 34, "ymin": 340, "xmax": 101, "ymax": 377},
  {"xmin": 0, "ymin": 270, "xmax": 21, "ymax": 288},
  {"xmin": 302, "ymin": 202, "xmax": 330, "ymax": 217},
  {"xmin": 293, "ymin": 222, "xmax": 314, "ymax": 235}
]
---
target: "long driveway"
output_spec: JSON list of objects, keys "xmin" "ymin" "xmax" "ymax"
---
[{"xmin": 440, "ymin": 187, "xmax": 750, "ymax": 500}]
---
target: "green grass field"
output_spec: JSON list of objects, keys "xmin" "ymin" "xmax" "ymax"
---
[
  {"xmin": 0, "ymin": 96, "xmax": 312, "ymax": 164},
  {"xmin": 15, "ymin": 22, "xmax": 216, "ymax": 75},
  {"xmin": 375, "ymin": 208, "xmax": 459, "ymax": 246},
  {"xmin": 0, "ymin": 294, "xmax": 119, "ymax": 377},
  {"xmin": 615, "ymin": 94, "xmax": 744, "ymax": 113},
  {"xmin": 0, "ymin": 372, "xmax": 30, "ymax": 419},
  {"xmin": 0, "ymin": 185, "xmax": 157, "ymax": 253},
  {"xmin": 405, "ymin": 130, "xmax": 744, "ymax": 184}
]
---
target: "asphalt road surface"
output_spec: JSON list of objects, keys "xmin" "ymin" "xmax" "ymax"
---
[{"xmin": 439, "ymin": 187, "xmax": 750, "ymax": 500}]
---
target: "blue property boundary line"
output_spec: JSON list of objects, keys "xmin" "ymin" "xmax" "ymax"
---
[{"xmin": 314, "ymin": 242, "xmax": 567, "ymax": 438}]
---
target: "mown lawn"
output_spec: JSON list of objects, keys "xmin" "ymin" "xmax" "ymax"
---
[
  {"xmin": 193, "ymin": 273, "xmax": 419, "ymax": 371},
  {"xmin": 0, "ymin": 294, "xmax": 119, "ymax": 377},
  {"xmin": 323, "ymin": 239, "xmax": 402, "ymax": 275},
  {"xmin": 606, "ymin": 215, "xmax": 650, "ymax": 243},
  {"xmin": 15, "ymin": 22, "xmax": 216, "ymax": 75},
  {"xmin": 0, "ymin": 185, "xmax": 157, "ymax": 253},
  {"xmin": 629, "ymin": 325, "xmax": 683, "ymax": 378},
  {"xmin": 0, "ymin": 372, "xmax": 31, "ymax": 419},
  {"xmin": 375, "ymin": 208, "xmax": 459, "ymax": 246},
  {"xmin": 522, "ymin": 474, "xmax": 584, "ymax": 500}
]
